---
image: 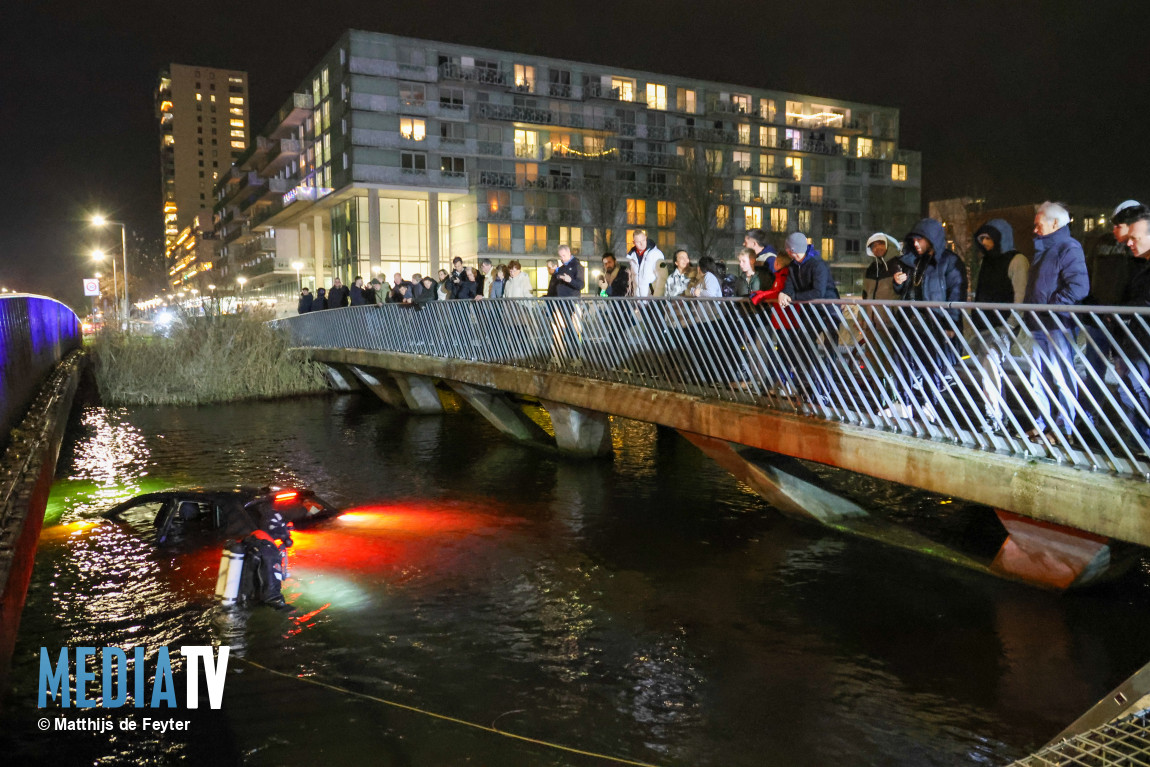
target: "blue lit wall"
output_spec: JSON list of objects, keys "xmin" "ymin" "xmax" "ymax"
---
[{"xmin": 0, "ymin": 295, "xmax": 81, "ymax": 453}]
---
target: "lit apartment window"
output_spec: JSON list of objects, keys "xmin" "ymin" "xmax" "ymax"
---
[
  {"xmin": 514, "ymin": 64, "xmax": 535, "ymax": 90},
  {"xmin": 731, "ymin": 94, "xmax": 751, "ymax": 114},
  {"xmin": 857, "ymin": 137, "xmax": 874, "ymax": 158},
  {"xmin": 785, "ymin": 129, "xmax": 802, "ymax": 150},
  {"xmin": 525, "ymin": 224, "xmax": 547, "ymax": 252},
  {"xmin": 762, "ymin": 181, "xmax": 778, "ymax": 200},
  {"xmin": 716, "ymin": 205, "xmax": 730, "ymax": 229},
  {"xmin": 821, "ymin": 238, "xmax": 835, "ymax": 260},
  {"xmin": 736, "ymin": 123, "xmax": 750, "ymax": 145},
  {"xmin": 230, "ymin": 129, "xmax": 244, "ymax": 138},
  {"xmin": 487, "ymin": 190, "xmax": 510, "ymax": 214},
  {"xmin": 759, "ymin": 154, "xmax": 776, "ymax": 175},
  {"xmin": 786, "ymin": 100, "xmax": 804, "ymax": 118},
  {"xmin": 676, "ymin": 87, "xmax": 696, "ymax": 114},
  {"xmin": 646, "ymin": 83, "xmax": 667, "ymax": 110},
  {"xmin": 230, "ymin": 107, "xmax": 243, "ymax": 117},
  {"xmin": 732, "ymin": 151, "xmax": 751, "ymax": 172},
  {"xmin": 230, "ymin": 141, "xmax": 244, "ymax": 149},
  {"xmin": 558, "ymin": 226, "xmax": 582, "ymax": 255},
  {"xmin": 760, "ymin": 126, "xmax": 778, "ymax": 148},
  {"xmin": 513, "ymin": 129, "xmax": 538, "ymax": 158},
  {"xmin": 321, "ymin": 67, "xmax": 329, "ymax": 99},
  {"xmin": 611, "ymin": 78, "xmax": 635, "ymax": 101},
  {"xmin": 400, "ymin": 117, "xmax": 426, "ymax": 140},
  {"xmin": 230, "ymin": 119, "xmax": 244, "ymax": 128},
  {"xmin": 835, "ymin": 135, "xmax": 850, "ymax": 154},
  {"xmin": 744, "ymin": 206, "xmax": 763, "ymax": 229},
  {"xmin": 229, "ymin": 96, "xmax": 243, "ymax": 105},
  {"xmin": 810, "ymin": 186, "xmax": 824, "ymax": 203},
  {"xmin": 892, "ymin": 163, "xmax": 908, "ymax": 181},
  {"xmin": 733, "ymin": 179, "xmax": 752, "ymax": 199},
  {"xmin": 657, "ymin": 201, "xmax": 676, "ymax": 227},
  {"xmin": 195, "ymin": 93, "xmax": 202, "ymax": 102},
  {"xmin": 210, "ymin": 94, "xmax": 217, "ymax": 103},
  {"xmin": 228, "ymin": 76, "xmax": 242, "ymax": 84},
  {"xmin": 798, "ymin": 210, "xmax": 811, "ymax": 231},
  {"xmin": 785, "ymin": 156, "xmax": 803, "ymax": 180},
  {"xmin": 515, "ymin": 163, "xmax": 538, "ymax": 184},
  {"xmin": 487, "ymin": 223, "xmax": 511, "ymax": 251},
  {"xmin": 770, "ymin": 208, "xmax": 788, "ymax": 232},
  {"xmin": 625, "ymin": 198, "xmax": 646, "ymax": 225},
  {"xmin": 760, "ymin": 99, "xmax": 777, "ymax": 122}
]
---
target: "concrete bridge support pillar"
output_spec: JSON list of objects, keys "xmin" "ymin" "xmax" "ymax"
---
[
  {"xmin": 449, "ymin": 382, "xmax": 551, "ymax": 444},
  {"xmin": 680, "ymin": 432, "xmax": 868, "ymax": 523},
  {"xmin": 541, "ymin": 401, "xmax": 613, "ymax": 457},
  {"xmin": 349, "ymin": 366, "xmax": 409, "ymax": 410},
  {"xmin": 990, "ymin": 510, "xmax": 1118, "ymax": 590},
  {"xmin": 390, "ymin": 373, "xmax": 444, "ymax": 414},
  {"xmin": 321, "ymin": 363, "xmax": 365, "ymax": 392}
]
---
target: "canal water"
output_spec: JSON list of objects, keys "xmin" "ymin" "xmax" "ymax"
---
[{"xmin": 4, "ymin": 390, "xmax": 1150, "ymax": 766}]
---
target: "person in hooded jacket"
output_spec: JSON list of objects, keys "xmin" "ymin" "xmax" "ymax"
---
[
  {"xmin": 312, "ymin": 286, "xmax": 328, "ymax": 311},
  {"xmin": 970, "ymin": 219, "xmax": 1029, "ymax": 431},
  {"xmin": 1024, "ymin": 202, "xmax": 1090, "ymax": 441},
  {"xmin": 775, "ymin": 233, "xmax": 839, "ymax": 404},
  {"xmin": 349, "ymin": 276, "xmax": 366, "ymax": 306},
  {"xmin": 327, "ymin": 278, "xmax": 350, "ymax": 309},
  {"xmin": 891, "ymin": 218, "xmax": 968, "ymax": 416},
  {"xmin": 862, "ymin": 233, "xmax": 903, "ymax": 301},
  {"xmin": 297, "ymin": 287, "xmax": 313, "ymax": 314}
]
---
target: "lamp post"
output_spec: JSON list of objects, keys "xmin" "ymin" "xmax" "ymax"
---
[
  {"xmin": 292, "ymin": 261, "xmax": 304, "ymax": 291},
  {"xmin": 92, "ymin": 215, "xmax": 128, "ymax": 327},
  {"xmin": 90, "ymin": 248, "xmax": 119, "ymax": 319},
  {"xmin": 236, "ymin": 276, "xmax": 247, "ymax": 311}
]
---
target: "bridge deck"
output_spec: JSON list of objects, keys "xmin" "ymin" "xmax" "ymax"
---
[
  {"xmin": 1009, "ymin": 709, "xmax": 1150, "ymax": 766},
  {"xmin": 273, "ymin": 297, "xmax": 1150, "ymax": 548}
]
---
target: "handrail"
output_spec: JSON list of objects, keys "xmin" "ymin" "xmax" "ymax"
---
[
  {"xmin": 0, "ymin": 294, "xmax": 82, "ymax": 454},
  {"xmin": 271, "ymin": 297, "xmax": 1150, "ymax": 479}
]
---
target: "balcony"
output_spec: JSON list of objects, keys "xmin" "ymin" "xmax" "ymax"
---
[
  {"xmin": 670, "ymin": 124, "xmax": 739, "ymax": 143},
  {"xmin": 259, "ymin": 137, "xmax": 303, "ymax": 174},
  {"xmin": 266, "ymin": 93, "xmax": 313, "ymax": 140},
  {"xmin": 478, "ymin": 206, "xmax": 512, "ymax": 221},
  {"xmin": 348, "ymin": 57, "xmax": 438, "ymax": 82},
  {"xmin": 769, "ymin": 194, "xmax": 839, "ymax": 210},
  {"xmin": 547, "ymin": 82, "xmax": 582, "ymax": 99},
  {"xmin": 349, "ymin": 93, "xmax": 469, "ymax": 121},
  {"xmin": 438, "ymin": 61, "xmax": 508, "ymax": 86},
  {"xmin": 473, "ymin": 170, "xmax": 583, "ymax": 191},
  {"xmin": 706, "ymin": 99, "xmax": 753, "ymax": 117},
  {"xmin": 352, "ymin": 165, "xmax": 470, "ymax": 189},
  {"xmin": 584, "ymin": 82, "xmax": 645, "ymax": 106},
  {"xmin": 514, "ymin": 143, "xmax": 547, "ymax": 160}
]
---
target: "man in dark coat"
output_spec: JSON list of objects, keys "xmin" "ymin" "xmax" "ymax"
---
[
  {"xmin": 553, "ymin": 245, "xmax": 584, "ymax": 296},
  {"xmin": 597, "ymin": 253, "xmax": 631, "ymax": 296},
  {"xmin": 327, "ymin": 278, "xmax": 350, "ymax": 308},
  {"xmin": 971, "ymin": 219, "xmax": 1028, "ymax": 431},
  {"xmin": 1112, "ymin": 209, "xmax": 1150, "ymax": 445},
  {"xmin": 297, "ymin": 288, "xmax": 313, "ymax": 314},
  {"xmin": 349, "ymin": 276, "xmax": 366, "ymax": 306},
  {"xmin": 446, "ymin": 257, "xmax": 472, "ymax": 299},
  {"xmin": 545, "ymin": 259, "xmax": 559, "ymax": 297},
  {"xmin": 312, "ymin": 286, "xmax": 328, "ymax": 310},
  {"xmin": 1024, "ymin": 202, "xmax": 1089, "ymax": 440}
]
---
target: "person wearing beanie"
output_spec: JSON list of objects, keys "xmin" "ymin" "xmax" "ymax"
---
[
  {"xmin": 862, "ymin": 232, "xmax": 903, "ymax": 301},
  {"xmin": 777, "ymin": 232, "xmax": 838, "ymax": 308}
]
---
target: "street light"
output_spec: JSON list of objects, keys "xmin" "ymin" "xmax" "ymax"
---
[
  {"xmin": 236, "ymin": 276, "xmax": 247, "ymax": 310},
  {"xmin": 90, "ymin": 248, "xmax": 119, "ymax": 317},
  {"xmin": 291, "ymin": 261, "xmax": 304, "ymax": 291},
  {"xmin": 91, "ymin": 214, "xmax": 129, "ymax": 326}
]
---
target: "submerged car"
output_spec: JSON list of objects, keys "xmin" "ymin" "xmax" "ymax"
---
[{"xmin": 103, "ymin": 485, "xmax": 339, "ymax": 544}]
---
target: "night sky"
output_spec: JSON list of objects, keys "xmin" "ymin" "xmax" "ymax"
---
[{"xmin": 2, "ymin": 0, "xmax": 1145, "ymax": 305}]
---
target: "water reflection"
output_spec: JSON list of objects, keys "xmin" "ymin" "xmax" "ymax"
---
[{"xmin": 4, "ymin": 395, "xmax": 1150, "ymax": 766}]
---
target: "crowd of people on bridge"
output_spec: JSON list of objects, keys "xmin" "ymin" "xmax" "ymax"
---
[{"xmin": 295, "ymin": 202, "xmax": 1150, "ymax": 452}]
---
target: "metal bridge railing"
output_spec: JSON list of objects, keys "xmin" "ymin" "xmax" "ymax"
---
[{"xmin": 271, "ymin": 297, "xmax": 1150, "ymax": 479}]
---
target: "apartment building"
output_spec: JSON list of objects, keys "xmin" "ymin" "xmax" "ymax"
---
[
  {"xmin": 214, "ymin": 30, "xmax": 922, "ymax": 302},
  {"xmin": 157, "ymin": 64, "xmax": 251, "ymax": 253}
]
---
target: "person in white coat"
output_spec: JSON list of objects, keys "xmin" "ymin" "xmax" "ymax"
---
[
  {"xmin": 503, "ymin": 260, "xmax": 534, "ymax": 298},
  {"xmin": 623, "ymin": 229, "xmax": 665, "ymax": 297}
]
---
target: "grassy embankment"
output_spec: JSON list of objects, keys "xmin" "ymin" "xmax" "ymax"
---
[{"xmin": 91, "ymin": 310, "xmax": 328, "ymax": 405}]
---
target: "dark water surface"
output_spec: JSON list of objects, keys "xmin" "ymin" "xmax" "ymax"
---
[{"xmin": 4, "ymin": 391, "xmax": 1150, "ymax": 766}]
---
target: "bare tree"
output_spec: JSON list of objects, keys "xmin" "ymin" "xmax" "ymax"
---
[
  {"xmin": 675, "ymin": 144, "xmax": 730, "ymax": 258},
  {"xmin": 583, "ymin": 159, "xmax": 623, "ymax": 256}
]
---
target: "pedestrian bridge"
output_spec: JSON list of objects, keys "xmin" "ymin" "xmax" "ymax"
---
[{"xmin": 272, "ymin": 296, "xmax": 1150, "ymax": 591}]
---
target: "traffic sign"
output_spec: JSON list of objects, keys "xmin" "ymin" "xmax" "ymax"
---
[{"xmin": 83, "ymin": 278, "xmax": 100, "ymax": 297}]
